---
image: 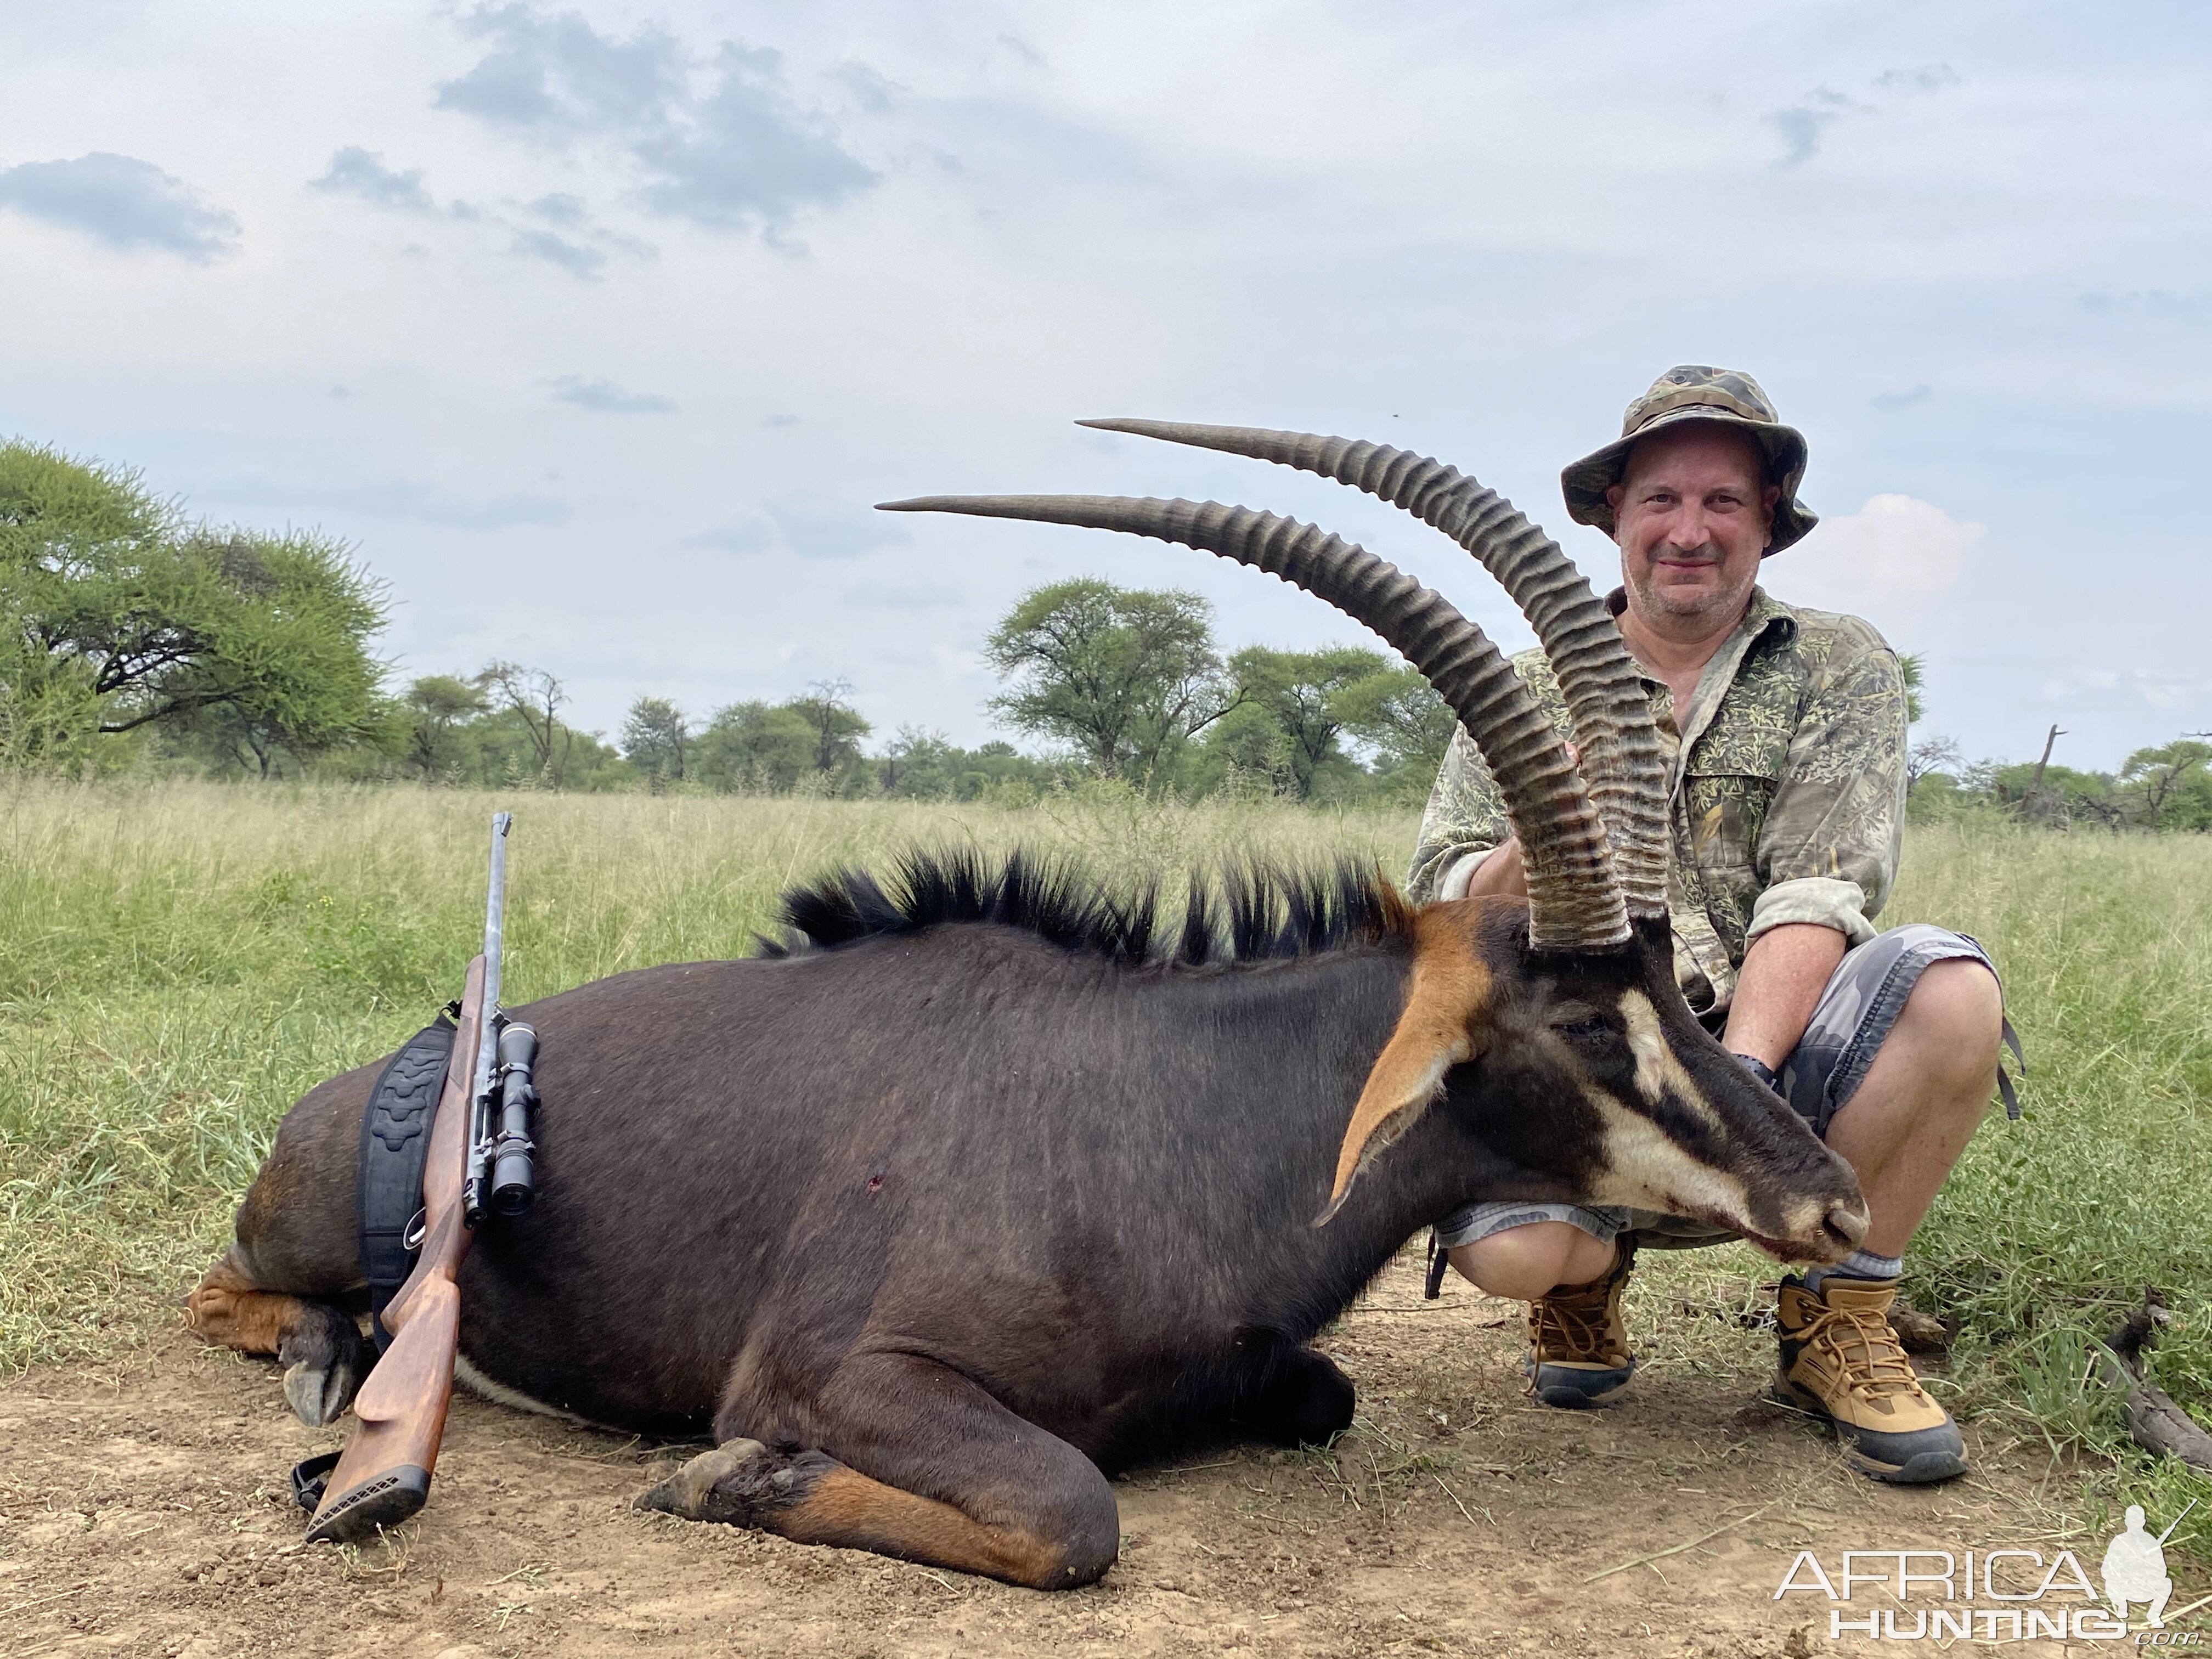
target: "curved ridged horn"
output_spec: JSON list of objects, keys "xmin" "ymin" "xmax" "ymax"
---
[
  {"xmin": 1076, "ymin": 420, "xmax": 1671, "ymax": 921},
  {"xmin": 877, "ymin": 493, "xmax": 1630, "ymax": 953}
]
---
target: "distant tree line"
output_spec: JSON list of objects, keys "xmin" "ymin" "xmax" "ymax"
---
[
  {"xmin": 614, "ymin": 678, "xmax": 1072, "ymax": 800},
  {"xmin": 1908, "ymin": 729, "xmax": 2212, "ymax": 832},
  {"xmin": 600, "ymin": 579, "xmax": 1458, "ymax": 804},
  {"xmin": 6, "ymin": 436, "xmax": 2206, "ymax": 823}
]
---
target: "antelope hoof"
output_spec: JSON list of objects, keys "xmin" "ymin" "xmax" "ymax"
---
[
  {"xmin": 273, "ymin": 1306, "xmax": 370, "ymax": 1427},
  {"xmin": 283, "ymin": 1356, "xmax": 362, "ymax": 1427},
  {"xmin": 636, "ymin": 1438, "xmax": 772, "ymax": 1525}
]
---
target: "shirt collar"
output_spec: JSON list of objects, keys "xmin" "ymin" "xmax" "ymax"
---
[
  {"xmin": 1606, "ymin": 586, "xmax": 1799, "ymax": 770},
  {"xmin": 1603, "ymin": 585, "xmax": 1798, "ymax": 692}
]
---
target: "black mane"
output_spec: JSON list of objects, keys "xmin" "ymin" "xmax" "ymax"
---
[{"xmin": 760, "ymin": 848, "xmax": 1412, "ymax": 968}]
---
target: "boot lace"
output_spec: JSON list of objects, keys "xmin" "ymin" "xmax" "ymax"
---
[
  {"xmin": 1530, "ymin": 1278, "xmax": 1621, "ymax": 1364},
  {"xmin": 1801, "ymin": 1301, "xmax": 1925, "ymax": 1402}
]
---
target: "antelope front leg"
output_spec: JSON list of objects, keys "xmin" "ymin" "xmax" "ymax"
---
[
  {"xmin": 637, "ymin": 1352, "xmax": 1119, "ymax": 1590},
  {"xmin": 186, "ymin": 1249, "xmax": 370, "ymax": 1427}
]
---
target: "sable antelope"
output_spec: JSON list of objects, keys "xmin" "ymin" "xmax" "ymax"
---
[{"xmin": 188, "ymin": 423, "xmax": 1869, "ymax": 1589}]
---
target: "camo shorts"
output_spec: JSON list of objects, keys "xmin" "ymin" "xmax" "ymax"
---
[{"xmin": 1434, "ymin": 924, "xmax": 2016, "ymax": 1252}]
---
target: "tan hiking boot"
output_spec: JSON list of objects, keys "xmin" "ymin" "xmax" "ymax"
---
[
  {"xmin": 1775, "ymin": 1276, "xmax": 1968, "ymax": 1483},
  {"xmin": 1527, "ymin": 1243, "xmax": 1636, "ymax": 1407}
]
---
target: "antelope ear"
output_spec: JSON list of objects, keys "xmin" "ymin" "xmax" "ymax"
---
[{"xmin": 1315, "ymin": 907, "xmax": 1493, "ymax": 1226}]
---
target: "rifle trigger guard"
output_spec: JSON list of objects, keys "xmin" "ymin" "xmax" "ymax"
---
[
  {"xmin": 290, "ymin": 1450, "xmax": 342, "ymax": 1513},
  {"xmin": 403, "ymin": 1208, "xmax": 427, "ymax": 1252}
]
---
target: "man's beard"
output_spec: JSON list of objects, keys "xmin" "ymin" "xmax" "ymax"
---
[{"xmin": 1627, "ymin": 543, "xmax": 1752, "ymax": 625}]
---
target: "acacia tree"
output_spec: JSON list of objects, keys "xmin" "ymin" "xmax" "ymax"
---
[
  {"xmin": 877, "ymin": 724, "xmax": 957, "ymax": 798},
  {"xmin": 1207, "ymin": 645, "xmax": 1391, "ymax": 798},
  {"xmin": 985, "ymin": 579, "xmax": 1236, "ymax": 781},
  {"xmin": 1331, "ymin": 664, "xmax": 1457, "ymax": 789},
  {"xmin": 622, "ymin": 696, "xmax": 690, "ymax": 783},
  {"xmin": 477, "ymin": 660, "xmax": 572, "ymax": 788},
  {"xmin": 693, "ymin": 701, "xmax": 816, "ymax": 792},
  {"xmin": 1906, "ymin": 734, "xmax": 1964, "ymax": 791},
  {"xmin": 2119, "ymin": 739, "xmax": 2212, "ymax": 829},
  {"xmin": 1899, "ymin": 652, "xmax": 1927, "ymax": 726},
  {"xmin": 1, "ymin": 441, "xmax": 387, "ymax": 769},
  {"xmin": 404, "ymin": 675, "xmax": 489, "ymax": 780},
  {"xmin": 786, "ymin": 678, "xmax": 871, "ymax": 780}
]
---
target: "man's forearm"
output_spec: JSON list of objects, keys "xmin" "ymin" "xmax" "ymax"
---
[{"xmin": 1722, "ymin": 922, "xmax": 1847, "ymax": 1068}]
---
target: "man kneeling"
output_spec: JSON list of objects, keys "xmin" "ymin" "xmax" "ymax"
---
[{"xmin": 1410, "ymin": 365, "xmax": 2015, "ymax": 1485}]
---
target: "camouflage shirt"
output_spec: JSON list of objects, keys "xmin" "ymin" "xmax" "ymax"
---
[{"xmin": 1408, "ymin": 586, "xmax": 1908, "ymax": 1017}]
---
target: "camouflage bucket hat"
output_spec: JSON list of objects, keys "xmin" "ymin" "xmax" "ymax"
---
[{"xmin": 1560, "ymin": 364, "xmax": 1816, "ymax": 555}]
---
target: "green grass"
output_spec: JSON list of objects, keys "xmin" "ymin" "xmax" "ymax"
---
[{"xmin": 2, "ymin": 782, "xmax": 2207, "ymax": 1551}]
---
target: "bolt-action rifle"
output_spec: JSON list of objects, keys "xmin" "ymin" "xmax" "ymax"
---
[{"xmin": 300, "ymin": 811, "xmax": 539, "ymax": 1544}]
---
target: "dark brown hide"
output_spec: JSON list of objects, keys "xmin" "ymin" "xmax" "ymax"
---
[{"xmin": 197, "ymin": 858, "xmax": 1860, "ymax": 1587}]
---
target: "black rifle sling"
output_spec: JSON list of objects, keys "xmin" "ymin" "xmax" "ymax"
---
[{"xmin": 357, "ymin": 1014, "xmax": 459, "ymax": 1352}]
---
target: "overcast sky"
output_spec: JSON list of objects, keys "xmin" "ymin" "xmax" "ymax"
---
[{"xmin": 4, "ymin": 2, "xmax": 2207, "ymax": 769}]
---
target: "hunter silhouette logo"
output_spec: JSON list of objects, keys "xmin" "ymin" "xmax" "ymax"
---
[
  {"xmin": 1774, "ymin": 1500, "xmax": 2206, "ymax": 1641},
  {"xmin": 2104, "ymin": 1502, "xmax": 2192, "ymax": 1629}
]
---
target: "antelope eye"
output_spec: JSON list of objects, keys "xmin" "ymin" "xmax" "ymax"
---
[{"xmin": 1554, "ymin": 1014, "xmax": 1612, "ymax": 1039}]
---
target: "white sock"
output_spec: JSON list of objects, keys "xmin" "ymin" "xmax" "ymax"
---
[{"xmin": 1805, "ymin": 1249, "xmax": 1903, "ymax": 1291}]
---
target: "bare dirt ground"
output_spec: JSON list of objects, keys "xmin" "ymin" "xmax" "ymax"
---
[{"xmin": 5, "ymin": 1250, "xmax": 2194, "ymax": 1658}]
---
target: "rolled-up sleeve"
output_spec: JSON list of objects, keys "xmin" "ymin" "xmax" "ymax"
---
[
  {"xmin": 1406, "ymin": 726, "xmax": 1512, "ymax": 902},
  {"xmin": 1746, "ymin": 634, "xmax": 1906, "ymax": 949}
]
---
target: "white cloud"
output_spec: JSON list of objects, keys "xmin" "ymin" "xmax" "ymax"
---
[
  {"xmin": 312, "ymin": 147, "xmax": 436, "ymax": 215},
  {"xmin": 677, "ymin": 501, "xmax": 911, "ymax": 559},
  {"xmin": 0, "ymin": 152, "xmax": 238, "ymax": 260},
  {"xmin": 434, "ymin": 7, "xmax": 877, "ymax": 240},
  {"xmin": 765, "ymin": 497, "xmax": 911, "ymax": 560},
  {"xmin": 549, "ymin": 374, "xmax": 676, "ymax": 413},
  {"xmin": 4, "ymin": 2, "xmax": 2209, "ymax": 766},
  {"xmin": 205, "ymin": 472, "xmax": 568, "ymax": 530},
  {"xmin": 846, "ymin": 582, "xmax": 960, "ymax": 609},
  {"xmin": 511, "ymin": 227, "xmax": 605, "ymax": 275},
  {"xmin": 932, "ymin": 645, "xmax": 989, "ymax": 680},
  {"xmin": 1812, "ymin": 495, "xmax": 1986, "ymax": 594},
  {"xmin": 2039, "ymin": 667, "xmax": 2212, "ymax": 710},
  {"xmin": 682, "ymin": 518, "xmax": 777, "ymax": 553}
]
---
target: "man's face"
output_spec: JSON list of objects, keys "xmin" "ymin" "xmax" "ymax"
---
[{"xmin": 1607, "ymin": 424, "xmax": 1779, "ymax": 633}]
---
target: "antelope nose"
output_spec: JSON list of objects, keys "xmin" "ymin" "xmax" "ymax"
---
[{"xmin": 1825, "ymin": 1203, "xmax": 1870, "ymax": 1252}]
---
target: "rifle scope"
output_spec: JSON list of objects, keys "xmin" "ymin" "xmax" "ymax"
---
[{"xmin": 488, "ymin": 1022, "xmax": 540, "ymax": 1218}]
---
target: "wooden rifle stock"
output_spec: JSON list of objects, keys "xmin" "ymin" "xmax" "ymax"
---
[{"xmin": 304, "ymin": 956, "xmax": 486, "ymax": 1544}]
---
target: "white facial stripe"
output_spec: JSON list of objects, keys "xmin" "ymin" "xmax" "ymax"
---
[
  {"xmin": 1596, "ymin": 997, "xmax": 1844, "ymax": 1252},
  {"xmin": 1581, "ymin": 1083, "xmax": 1757, "ymax": 1232},
  {"xmin": 1621, "ymin": 989, "xmax": 1666, "ymax": 1105},
  {"xmin": 1617, "ymin": 989, "xmax": 1719, "ymax": 1128}
]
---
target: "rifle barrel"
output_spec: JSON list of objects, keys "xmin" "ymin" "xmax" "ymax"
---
[
  {"xmin": 2156, "ymin": 1494, "xmax": 2200, "ymax": 1545},
  {"xmin": 463, "ymin": 811, "xmax": 512, "ymax": 1223},
  {"xmin": 474, "ymin": 811, "xmax": 510, "ymax": 1086}
]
